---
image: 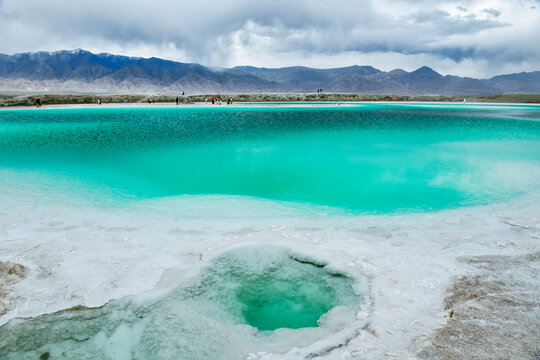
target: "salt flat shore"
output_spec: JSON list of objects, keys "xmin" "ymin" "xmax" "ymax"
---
[
  {"xmin": 1, "ymin": 101, "xmax": 540, "ymax": 112},
  {"xmin": 1, "ymin": 191, "xmax": 538, "ymax": 359},
  {"xmin": 1, "ymin": 92, "xmax": 540, "ymax": 108}
]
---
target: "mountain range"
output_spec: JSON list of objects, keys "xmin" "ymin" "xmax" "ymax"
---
[{"xmin": 0, "ymin": 49, "xmax": 539, "ymax": 95}]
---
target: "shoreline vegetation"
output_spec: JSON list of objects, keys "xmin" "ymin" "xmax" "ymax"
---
[{"xmin": 1, "ymin": 93, "xmax": 540, "ymax": 107}]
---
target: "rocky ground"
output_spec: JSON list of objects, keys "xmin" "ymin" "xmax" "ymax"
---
[
  {"xmin": 0, "ymin": 262, "xmax": 26, "ymax": 316},
  {"xmin": 418, "ymin": 252, "xmax": 540, "ymax": 360}
]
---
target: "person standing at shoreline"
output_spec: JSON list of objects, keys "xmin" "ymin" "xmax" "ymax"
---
[{"xmin": 176, "ymin": 97, "xmax": 179, "ymax": 105}]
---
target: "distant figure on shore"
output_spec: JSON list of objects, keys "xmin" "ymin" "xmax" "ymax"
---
[
  {"xmin": 205, "ymin": 97, "xmax": 208, "ymax": 105},
  {"xmin": 123, "ymin": 98, "xmax": 127, "ymax": 103},
  {"xmin": 97, "ymin": 98, "xmax": 102, "ymax": 105},
  {"xmin": 147, "ymin": 98, "xmax": 151, "ymax": 104},
  {"xmin": 36, "ymin": 99, "xmax": 41, "ymax": 107},
  {"xmin": 176, "ymin": 97, "xmax": 179, "ymax": 105},
  {"xmin": 229, "ymin": 98, "xmax": 233, "ymax": 105},
  {"xmin": 212, "ymin": 98, "xmax": 215, "ymax": 105}
]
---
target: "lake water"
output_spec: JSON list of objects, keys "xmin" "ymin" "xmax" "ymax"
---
[
  {"xmin": 0, "ymin": 103, "xmax": 539, "ymax": 359},
  {"xmin": 1, "ymin": 104, "xmax": 539, "ymax": 213}
]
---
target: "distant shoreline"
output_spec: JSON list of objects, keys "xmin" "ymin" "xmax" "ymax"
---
[
  {"xmin": 3, "ymin": 102, "xmax": 540, "ymax": 111},
  {"xmin": 1, "ymin": 93, "xmax": 540, "ymax": 107}
]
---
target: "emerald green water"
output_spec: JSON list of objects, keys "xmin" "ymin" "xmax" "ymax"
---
[
  {"xmin": 0, "ymin": 246, "xmax": 361, "ymax": 359},
  {"xmin": 200, "ymin": 246, "xmax": 357, "ymax": 331},
  {"xmin": 237, "ymin": 275, "xmax": 336, "ymax": 330},
  {"xmin": 1, "ymin": 104, "xmax": 539, "ymax": 212}
]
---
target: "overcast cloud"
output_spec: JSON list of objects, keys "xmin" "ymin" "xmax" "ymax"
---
[{"xmin": 0, "ymin": 0, "xmax": 538, "ymax": 77}]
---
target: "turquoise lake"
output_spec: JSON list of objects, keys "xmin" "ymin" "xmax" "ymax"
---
[
  {"xmin": 1, "ymin": 104, "xmax": 539, "ymax": 213},
  {"xmin": 1, "ymin": 103, "xmax": 540, "ymax": 360}
]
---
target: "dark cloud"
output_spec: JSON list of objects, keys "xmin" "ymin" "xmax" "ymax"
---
[
  {"xmin": 483, "ymin": 8, "xmax": 501, "ymax": 17},
  {"xmin": 408, "ymin": 9, "xmax": 507, "ymax": 35}
]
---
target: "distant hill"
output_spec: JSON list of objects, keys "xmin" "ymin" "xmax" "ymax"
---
[
  {"xmin": 485, "ymin": 71, "xmax": 540, "ymax": 93},
  {"xmin": 0, "ymin": 49, "xmax": 538, "ymax": 95}
]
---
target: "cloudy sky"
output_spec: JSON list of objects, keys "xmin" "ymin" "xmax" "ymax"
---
[{"xmin": 0, "ymin": 0, "xmax": 539, "ymax": 77}]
